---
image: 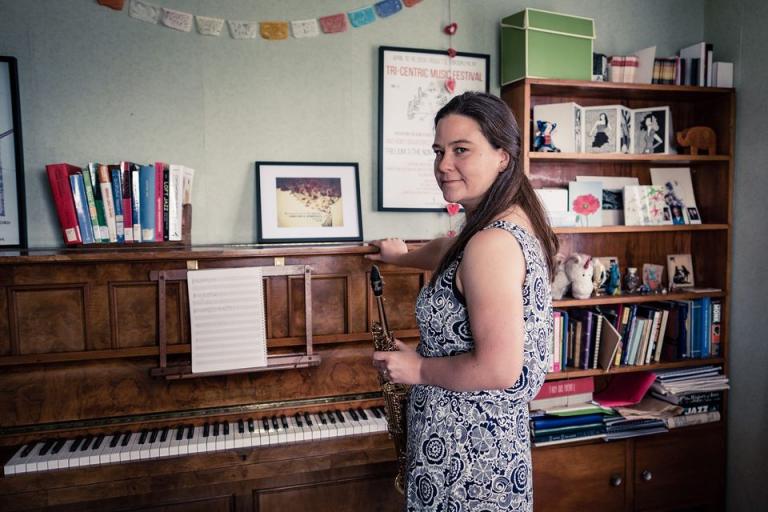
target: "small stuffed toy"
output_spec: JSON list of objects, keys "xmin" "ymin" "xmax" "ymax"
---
[
  {"xmin": 564, "ymin": 253, "xmax": 594, "ymax": 299},
  {"xmin": 551, "ymin": 254, "xmax": 570, "ymax": 300}
]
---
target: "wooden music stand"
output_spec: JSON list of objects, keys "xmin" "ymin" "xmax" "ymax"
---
[{"xmin": 149, "ymin": 264, "xmax": 320, "ymax": 380}]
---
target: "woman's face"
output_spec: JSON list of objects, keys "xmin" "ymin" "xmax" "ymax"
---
[
  {"xmin": 600, "ymin": 113, "xmax": 608, "ymax": 123},
  {"xmin": 432, "ymin": 114, "xmax": 509, "ymax": 212}
]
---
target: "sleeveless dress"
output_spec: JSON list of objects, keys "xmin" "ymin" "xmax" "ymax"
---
[{"xmin": 406, "ymin": 220, "xmax": 552, "ymax": 512}]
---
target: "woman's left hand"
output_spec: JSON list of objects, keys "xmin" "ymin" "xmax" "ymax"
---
[{"xmin": 372, "ymin": 340, "xmax": 423, "ymax": 385}]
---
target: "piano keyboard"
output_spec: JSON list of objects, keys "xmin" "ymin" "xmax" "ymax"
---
[{"xmin": 4, "ymin": 406, "xmax": 389, "ymax": 476}]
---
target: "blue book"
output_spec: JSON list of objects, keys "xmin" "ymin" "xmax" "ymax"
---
[
  {"xmin": 699, "ymin": 297, "xmax": 711, "ymax": 358},
  {"xmin": 533, "ymin": 413, "xmax": 606, "ymax": 431},
  {"xmin": 109, "ymin": 166, "xmax": 125, "ymax": 243},
  {"xmin": 620, "ymin": 305, "xmax": 638, "ymax": 366},
  {"xmin": 690, "ymin": 300, "xmax": 702, "ymax": 358},
  {"xmin": 559, "ymin": 309, "xmax": 569, "ymax": 370},
  {"xmin": 69, "ymin": 173, "xmax": 95, "ymax": 244},
  {"xmin": 139, "ymin": 165, "xmax": 156, "ymax": 241},
  {"xmin": 676, "ymin": 301, "xmax": 690, "ymax": 358}
]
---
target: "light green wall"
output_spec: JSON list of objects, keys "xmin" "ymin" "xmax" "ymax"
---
[
  {"xmin": 1, "ymin": 0, "xmax": 704, "ymax": 246},
  {"xmin": 705, "ymin": 1, "xmax": 768, "ymax": 511}
]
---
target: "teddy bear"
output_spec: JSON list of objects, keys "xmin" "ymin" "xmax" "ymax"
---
[{"xmin": 564, "ymin": 252, "xmax": 595, "ymax": 300}]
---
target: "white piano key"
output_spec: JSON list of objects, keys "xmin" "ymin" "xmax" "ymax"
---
[
  {"xmin": 188, "ymin": 426, "xmax": 206, "ymax": 454},
  {"xmin": 3, "ymin": 444, "xmax": 32, "ymax": 475},
  {"xmin": 157, "ymin": 429, "xmax": 173, "ymax": 458}
]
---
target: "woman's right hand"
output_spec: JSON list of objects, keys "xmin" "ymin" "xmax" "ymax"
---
[{"xmin": 366, "ymin": 238, "xmax": 408, "ymax": 264}]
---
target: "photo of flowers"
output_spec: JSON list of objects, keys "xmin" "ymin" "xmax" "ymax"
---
[{"xmin": 568, "ymin": 180, "xmax": 603, "ymax": 227}]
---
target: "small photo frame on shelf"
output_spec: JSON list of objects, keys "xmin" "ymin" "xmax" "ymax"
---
[
  {"xmin": 649, "ymin": 167, "xmax": 702, "ymax": 224},
  {"xmin": 632, "ymin": 106, "xmax": 671, "ymax": 154},
  {"xmin": 642, "ymin": 263, "xmax": 665, "ymax": 292},
  {"xmin": 666, "ymin": 253, "xmax": 695, "ymax": 289},
  {"xmin": 0, "ymin": 56, "xmax": 27, "ymax": 248},
  {"xmin": 255, "ymin": 162, "xmax": 363, "ymax": 244}
]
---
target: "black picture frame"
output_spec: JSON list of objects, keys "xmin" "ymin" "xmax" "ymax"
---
[
  {"xmin": 377, "ymin": 46, "xmax": 490, "ymax": 211},
  {"xmin": 0, "ymin": 56, "xmax": 27, "ymax": 248},
  {"xmin": 255, "ymin": 161, "xmax": 363, "ymax": 244}
]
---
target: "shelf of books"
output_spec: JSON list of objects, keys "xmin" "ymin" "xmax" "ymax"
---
[{"xmin": 503, "ymin": 78, "xmax": 733, "ymax": 455}]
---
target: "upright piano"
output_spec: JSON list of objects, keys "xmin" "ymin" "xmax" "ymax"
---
[{"xmin": 0, "ymin": 244, "xmax": 424, "ymax": 511}]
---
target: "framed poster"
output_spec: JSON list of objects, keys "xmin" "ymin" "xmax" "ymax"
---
[
  {"xmin": 255, "ymin": 161, "xmax": 363, "ymax": 244},
  {"xmin": 0, "ymin": 56, "xmax": 26, "ymax": 248},
  {"xmin": 377, "ymin": 46, "xmax": 489, "ymax": 211}
]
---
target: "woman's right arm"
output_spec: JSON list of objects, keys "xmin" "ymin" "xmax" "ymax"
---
[{"xmin": 365, "ymin": 237, "xmax": 453, "ymax": 270}]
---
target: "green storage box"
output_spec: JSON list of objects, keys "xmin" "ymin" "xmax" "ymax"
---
[{"xmin": 500, "ymin": 8, "xmax": 595, "ymax": 85}]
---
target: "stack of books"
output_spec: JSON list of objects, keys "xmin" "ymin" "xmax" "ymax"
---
[
  {"xmin": 46, "ymin": 162, "xmax": 195, "ymax": 246},
  {"xmin": 603, "ymin": 416, "xmax": 667, "ymax": 440},
  {"xmin": 651, "ymin": 366, "xmax": 728, "ymax": 428},
  {"xmin": 531, "ymin": 413, "xmax": 608, "ymax": 447}
]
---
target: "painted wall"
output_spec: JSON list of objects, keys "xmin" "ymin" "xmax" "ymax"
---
[
  {"xmin": 704, "ymin": 1, "xmax": 768, "ymax": 510},
  {"xmin": 0, "ymin": 0, "xmax": 704, "ymax": 246}
]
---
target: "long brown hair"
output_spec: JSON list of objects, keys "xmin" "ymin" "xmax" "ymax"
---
[{"xmin": 431, "ymin": 91, "xmax": 559, "ymax": 282}]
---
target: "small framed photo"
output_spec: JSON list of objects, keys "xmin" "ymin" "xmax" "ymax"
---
[
  {"xmin": 0, "ymin": 56, "xmax": 27, "ymax": 248},
  {"xmin": 642, "ymin": 263, "xmax": 665, "ymax": 292},
  {"xmin": 255, "ymin": 162, "xmax": 363, "ymax": 244},
  {"xmin": 632, "ymin": 106, "xmax": 671, "ymax": 154},
  {"xmin": 666, "ymin": 253, "xmax": 695, "ymax": 289},
  {"xmin": 583, "ymin": 105, "xmax": 632, "ymax": 154}
]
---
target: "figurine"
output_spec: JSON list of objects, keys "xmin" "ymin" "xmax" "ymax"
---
[
  {"xmin": 564, "ymin": 252, "xmax": 594, "ymax": 299},
  {"xmin": 533, "ymin": 120, "xmax": 561, "ymax": 152},
  {"xmin": 551, "ymin": 254, "xmax": 570, "ymax": 300},
  {"xmin": 676, "ymin": 126, "xmax": 717, "ymax": 156},
  {"xmin": 606, "ymin": 261, "xmax": 621, "ymax": 296},
  {"xmin": 624, "ymin": 267, "xmax": 641, "ymax": 294},
  {"xmin": 592, "ymin": 258, "xmax": 607, "ymax": 296}
]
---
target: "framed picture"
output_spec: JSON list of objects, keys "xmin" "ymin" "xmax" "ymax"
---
[
  {"xmin": 255, "ymin": 162, "xmax": 363, "ymax": 244},
  {"xmin": 0, "ymin": 56, "xmax": 27, "ymax": 248},
  {"xmin": 631, "ymin": 106, "xmax": 671, "ymax": 154},
  {"xmin": 377, "ymin": 46, "xmax": 490, "ymax": 211},
  {"xmin": 642, "ymin": 263, "xmax": 665, "ymax": 292},
  {"xmin": 666, "ymin": 253, "xmax": 695, "ymax": 289}
]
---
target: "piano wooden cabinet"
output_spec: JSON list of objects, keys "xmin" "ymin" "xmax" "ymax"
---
[{"xmin": 0, "ymin": 244, "xmax": 426, "ymax": 511}]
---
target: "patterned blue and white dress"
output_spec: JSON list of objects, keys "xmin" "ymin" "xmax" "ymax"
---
[{"xmin": 406, "ymin": 220, "xmax": 552, "ymax": 512}]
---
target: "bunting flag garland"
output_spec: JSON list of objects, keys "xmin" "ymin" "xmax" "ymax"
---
[{"xmin": 110, "ymin": 0, "xmax": 425, "ymax": 40}]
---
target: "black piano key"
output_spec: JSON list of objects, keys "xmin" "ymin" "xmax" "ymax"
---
[
  {"xmin": 262, "ymin": 418, "xmax": 269, "ymax": 432},
  {"xmin": 203, "ymin": 423, "xmax": 210, "ymax": 437},
  {"xmin": 70, "ymin": 437, "xmax": 83, "ymax": 452},
  {"xmin": 304, "ymin": 412, "xmax": 313, "ymax": 426},
  {"xmin": 349, "ymin": 409, "xmax": 359, "ymax": 421},
  {"xmin": 160, "ymin": 427, "xmax": 169, "ymax": 442},
  {"xmin": 121, "ymin": 432, "xmax": 132, "ymax": 446},
  {"xmin": 93, "ymin": 434, "xmax": 105, "ymax": 449},
  {"xmin": 294, "ymin": 413, "xmax": 303, "ymax": 427},
  {"xmin": 39, "ymin": 439, "xmax": 54, "ymax": 456},
  {"xmin": 213, "ymin": 422, "xmax": 220, "ymax": 437},
  {"xmin": 186, "ymin": 425, "xmax": 194, "ymax": 440},
  {"xmin": 372, "ymin": 407, "xmax": 383, "ymax": 418},
  {"xmin": 80, "ymin": 436, "xmax": 93, "ymax": 451},
  {"xmin": 110, "ymin": 433, "xmax": 121, "ymax": 448},
  {"xmin": 20, "ymin": 444, "xmax": 34, "ymax": 457},
  {"xmin": 357, "ymin": 408, "xmax": 368, "ymax": 420},
  {"xmin": 238, "ymin": 419, "xmax": 245, "ymax": 434},
  {"xmin": 327, "ymin": 411, "xmax": 336, "ymax": 424},
  {"xmin": 335, "ymin": 410, "xmax": 345, "ymax": 423},
  {"xmin": 139, "ymin": 429, "xmax": 149, "ymax": 445},
  {"xmin": 149, "ymin": 429, "xmax": 159, "ymax": 444},
  {"xmin": 247, "ymin": 418, "xmax": 255, "ymax": 433},
  {"xmin": 318, "ymin": 412, "xmax": 327, "ymax": 425},
  {"xmin": 280, "ymin": 415, "xmax": 288, "ymax": 429},
  {"xmin": 271, "ymin": 416, "xmax": 279, "ymax": 430},
  {"xmin": 175, "ymin": 426, "xmax": 184, "ymax": 441},
  {"xmin": 223, "ymin": 422, "xmax": 230, "ymax": 435},
  {"xmin": 52, "ymin": 439, "xmax": 66, "ymax": 454}
]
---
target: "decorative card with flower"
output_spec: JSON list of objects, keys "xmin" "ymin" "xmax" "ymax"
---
[{"xmin": 568, "ymin": 180, "xmax": 603, "ymax": 227}]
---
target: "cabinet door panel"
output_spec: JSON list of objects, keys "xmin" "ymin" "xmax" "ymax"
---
[
  {"xmin": 634, "ymin": 425, "xmax": 725, "ymax": 511},
  {"xmin": 533, "ymin": 441, "xmax": 627, "ymax": 512}
]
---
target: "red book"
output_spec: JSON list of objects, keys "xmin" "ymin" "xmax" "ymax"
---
[
  {"xmin": 119, "ymin": 161, "xmax": 134, "ymax": 243},
  {"xmin": 45, "ymin": 163, "xmax": 83, "ymax": 245},
  {"xmin": 154, "ymin": 162, "xmax": 166, "ymax": 242},
  {"xmin": 533, "ymin": 376, "xmax": 594, "ymax": 401}
]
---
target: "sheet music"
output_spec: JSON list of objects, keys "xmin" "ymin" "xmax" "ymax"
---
[{"xmin": 187, "ymin": 267, "xmax": 267, "ymax": 373}]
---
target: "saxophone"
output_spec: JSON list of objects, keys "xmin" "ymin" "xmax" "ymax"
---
[{"xmin": 370, "ymin": 264, "xmax": 409, "ymax": 495}]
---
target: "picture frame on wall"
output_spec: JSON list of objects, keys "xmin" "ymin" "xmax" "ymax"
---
[
  {"xmin": 377, "ymin": 46, "xmax": 490, "ymax": 211},
  {"xmin": 255, "ymin": 161, "xmax": 363, "ymax": 244},
  {"xmin": 0, "ymin": 56, "xmax": 27, "ymax": 248}
]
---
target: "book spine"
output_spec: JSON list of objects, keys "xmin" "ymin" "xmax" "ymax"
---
[
  {"xmin": 154, "ymin": 163, "xmax": 165, "ymax": 242},
  {"xmin": 162, "ymin": 167, "xmax": 170, "ymax": 241},
  {"xmin": 45, "ymin": 163, "xmax": 82, "ymax": 245},
  {"xmin": 581, "ymin": 311, "xmax": 593, "ymax": 370},
  {"xmin": 533, "ymin": 426, "xmax": 606, "ymax": 445},
  {"xmin": 69, "ymin": 173, "xmax": 95, "ymax": 244},
  {"xmin": 97, "ymin": 165, "xmax": 118, "ymax": 243},
  {"xmin": 87, "ymin": 163, "xmax": 109, "ymax": 241},
  {"xmin": 80, "ymin": 168, "xmax": 102, "ymax": 243},
  {"xmin": 710, "ymin": 299, "xmax": 722, "ymax": 357},
  {"xmin": 140, "ymin": 165, "xmax": 157, "ymax": 242},
  {"xmin": 109, "ymin": 167, "xmax": 125, "ymax": 243},
  {"xmin": 131, "ymin": 166, "xmax": 142, "ymax": 242},
  {"xmin": 699, "ymin": 297, "xmax": 711, "ymax": 358},
  {"xmin": 534, "ymin": 376, "xmax": 595, "ymax": 400},
  {"xmin": 120, "ymin": 162, "xmax": 134, "ymax": 243},
  {"xmin": 168, "ymin": 164, "xmax": 184, "ymax": 241},
  {"xmin": 665, "ymin": 411, "xmax": 720, "ymax": 429},
  {"xmin": 591, "ymin": 313, "xmax": 603, "ymax": 369}
]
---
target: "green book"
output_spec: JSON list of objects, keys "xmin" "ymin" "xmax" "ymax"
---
[
  {"xmin": 81, "ymin": 167, "xmax": 103, "ymax": 243},
  {"xmin": 87, "ymin": 162, "xmax": 109, "ymax": 242}
]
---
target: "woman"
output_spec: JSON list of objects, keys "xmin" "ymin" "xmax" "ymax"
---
[
  {"xmin": 369, "ymin": 92, "xmax": 558, "ymax": 511},
  {"xmin": 639, "ymin": 113, "xmax": 663, "ymax": 153},
  {"xmin": 590, "ymin": 111, "xmax": 611, "ymax": 149}
]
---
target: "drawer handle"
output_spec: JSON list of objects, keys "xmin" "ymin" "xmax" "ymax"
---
[
  {"xmin": 641, "ymin": 470, "xmax": 653, "ymax": 482},
  {"xmin": 609, "ymin": 474, "xmax": 623, "ymax": 487}
]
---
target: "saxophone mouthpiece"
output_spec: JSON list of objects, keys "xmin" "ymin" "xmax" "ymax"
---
[{"xmin": 370, "ymin": 265, "xmax": 384, "ymax": 297}]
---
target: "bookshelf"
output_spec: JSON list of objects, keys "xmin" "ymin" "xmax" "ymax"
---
[{"xmin": 503, "ymin": 78, "xmax": 733, "ymax": 511}]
